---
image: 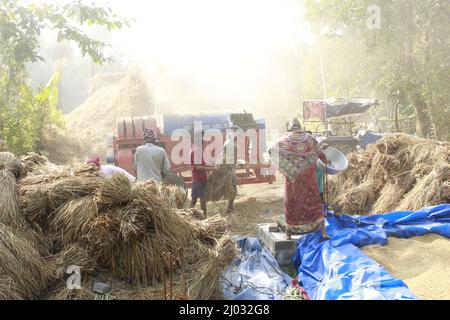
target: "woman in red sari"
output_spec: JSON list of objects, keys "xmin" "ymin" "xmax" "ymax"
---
[{"xmin": 271, "ymin": 119, "xmax": 330, "ymax": 240}]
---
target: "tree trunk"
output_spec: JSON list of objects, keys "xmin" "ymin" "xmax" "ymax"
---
[{"xmin": 411, "ymin": 91, "xmax": 432, "ymax": 138}]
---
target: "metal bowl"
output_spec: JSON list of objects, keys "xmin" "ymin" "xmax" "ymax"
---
[{"xmin": 316, "ymin": 147, "xmax": 349, "ymax": 175}]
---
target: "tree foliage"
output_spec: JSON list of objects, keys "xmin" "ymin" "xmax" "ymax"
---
[
  {"xmin": 303, "ymin": 0, "xmax": 450, "ymax": 139},
  {"xmin": 0, "ymin": 0, "xmax": 128, "ymax": 154}
]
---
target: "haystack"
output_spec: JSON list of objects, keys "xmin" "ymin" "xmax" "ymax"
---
[
  {"xmin": 66, "ymin": 66, "xmax": 154, "ymax": 156},
  {"xmin": 330, "ymin": 133, "xmax": 450, "ymax": 215}
]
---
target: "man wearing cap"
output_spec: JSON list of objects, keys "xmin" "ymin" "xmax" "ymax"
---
[{"xmin": 134, "ymin": 129, "xmax": 171, "ymax": 182}]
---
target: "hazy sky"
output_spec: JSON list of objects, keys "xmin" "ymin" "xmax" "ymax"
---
[{"xmin": 24, "ymin": 0, "xmax": 316, "ymax": 119}]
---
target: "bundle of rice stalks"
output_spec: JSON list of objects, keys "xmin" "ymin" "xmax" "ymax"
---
[
  {"xmin": 116, "ymin": 209, "xmax": 147, "ymax": 242},
  {"xmin": 187, "ymin": 234, "xmax": 237, "ymax": 300},
  {"xmin": 82, "ymin": 214, "xmax": 120, "ymax": 266},
  {"xmin": 131, "ymin": 181, "xmax": 160, "ymax": 199},
  {"xmin": 98, "ymin": 174, "xmax": 132, "ymax": 206},
  {"xmin": 19, "ymin": 186, "xmax": 50, "ymax": 228},
  {"xmin": 206, "ymin": 165, "xmax": 237, "ymax": 202},
  {"xmin": 0, "ymin": 224, "xmax": 50, "ymax": 299},
  {"xmin": 0, "ymin": 153, "xmax": 24, "ymax": 227},
  {"xmin": 160, "ymin": 184, "xmax": 187, "ymax": 209},
  {"xmin": 396, "ymin": 161, "xmax": 450, "ymax": 211},
  {"xmin": 17, "ymin": 153, "xmax": 49, "ymax": 177},
  {"xmin": 19, "ymin": 176, "xmax": 102, "ymax": 229},
  {"xmin": 48, "ymin": 244, "xmax": 97, "ymax": 280},
  {"xmin": 0, "ymin": 152, "xmax": 18, "ymax": 172},
  {"xmin": 111, "ymin": 236, "xmax": 166, "ymax": 286},
  {"xmin": 372, "ymin": 183, "xmax": 408, "ymax": 214},
  {"xmin": 51, "ymin": 196, "xmax": 99, "ymax": 245},
  {"xmin": 335, "ymin": 182, "xmax": 379, "ymax": 215},
  {"xmin": 74, "ymin": 163, "xmax": 101, "ymax": 177},
  {"xmin": 47, "ymin": 176, "xmax": 102, "ymax": 210}
]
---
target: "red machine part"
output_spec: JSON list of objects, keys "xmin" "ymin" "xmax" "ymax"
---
[{"xmin": 113, "ymin": 115, "xmax": 276, "ymax": 186}]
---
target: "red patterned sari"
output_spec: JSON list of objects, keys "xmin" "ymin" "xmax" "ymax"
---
[{"xmin": 271, "ymin": 130, "xmax": 327, "ymax": 235}]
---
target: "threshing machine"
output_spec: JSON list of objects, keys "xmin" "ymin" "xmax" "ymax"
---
[{"xmin": 111, "ymin": 111, "xmax": 275, "ymax": 187}]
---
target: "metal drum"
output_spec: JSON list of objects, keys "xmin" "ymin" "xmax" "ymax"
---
[{"xmin": 316, "ymin": 147, "xmax": 349, "ymax": 175}]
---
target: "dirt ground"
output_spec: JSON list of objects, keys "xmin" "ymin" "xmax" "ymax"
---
[{"xmin": 202, "ymin": 175, "xmax": 285, "ymax": 236}]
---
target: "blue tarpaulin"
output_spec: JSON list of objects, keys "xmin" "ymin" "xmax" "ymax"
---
[
  {"xmin": 221, "ymin": 237, "xmax": 292, "ymax": 300},
  {"xmin": 294, "ymin": 204, "xmax": 450, "ymax": 300}
]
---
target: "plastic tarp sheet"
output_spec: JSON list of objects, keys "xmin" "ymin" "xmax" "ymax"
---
[
  {"xmin": 303, "ymin": 99, "xmax": 378, "ymax": 121},
  {"xmin": 294, "ymin": 205, "xmax": 450, "ymax": 300},
  {"xmin": 221, "ymin": 237, "xmax": 292, "ymax": 300},
  {"xmin": 357, "ymin": 131, "xmax": 385, "ymax": 149}
]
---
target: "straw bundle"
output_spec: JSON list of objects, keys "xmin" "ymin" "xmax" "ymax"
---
[
  {"xmin": 111, "ymin": 236, "xmax": 165, "ymax": 285},
  {"xmin": 17, "ymin": 153, "xmax": 49, "ymax": 177},
  {"xmin": 160, "ymin": 184, "xmax": 187, "ymax": 209},
  {"xmin": 0, "ymin": 153, "xmax": 24, "ymax": 227},
  {"xmin": 187, "ymin": 233, "xmax": 237, "ymax": 300},
  {"xmin": 82, "ymin": 213, "xmax": 120, "ymax": 265},
  {"xmin": 397, "ymin": 161, "xmax": 450, "ymax": 211},
  {"xmin": 0, "ymin": 224, "xmax": 50, "ymax": 299},
  {"xmin": 330, "ymin": 134, "xmax": 450, "ymax": 215},
  {"xmin": 51, "ymin": 196, "xmax": 99, "ymax": 245},
  {"xmin": 206, "ymin": 165, "xmax": 237, "ymax": 202},
  {"xmin": 98, "ymin": 173, "xmax": 132, "ymax": 206}
]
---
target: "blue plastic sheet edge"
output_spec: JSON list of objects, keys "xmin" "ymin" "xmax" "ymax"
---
[
  {"xmin": 294, "ymin": 204, "xmax": 450, "ymax": 300},
  {"xmin": 221, "ymin": 236, "xmax": 293, "ymax": 300}
]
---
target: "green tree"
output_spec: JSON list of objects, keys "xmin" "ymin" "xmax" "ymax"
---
[
  {"xmin": 0, "ymin": 0, "xmax": 129, "ymax": 154},
  {"xmin": 303, "ymin": 0, "xmax": 450, "ymax": 139}
]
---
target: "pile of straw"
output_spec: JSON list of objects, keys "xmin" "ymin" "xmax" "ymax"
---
[
  {"xmin": 330, "ymin": 134, "xmax": 450, "ymax": 215},
  {"xmin": 0, "ymin": 153, "xmax": 236, "ymax": 300}
]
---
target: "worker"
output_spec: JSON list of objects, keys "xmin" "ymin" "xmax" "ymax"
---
[
  {"xmin": 134, "ymin": 128, "xmax": 171, "ymax": 183},
  {"xmin": 305, "ymin": 131, "xmax": 328, "ymax": 203},
  {"xmin": 87, "ymin": 156, "xmax": 136, "ymax": 182},
  {"xmin": 270, "ymin": 119, "xmax": 330, "ymax": 240},
  {"xmin": 190, "ymin": 130, "xmax": 208, "ymax": 215},
  {"xmin": 216, "ymin": 126, "xmax": 240, "ymax": 214}
]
